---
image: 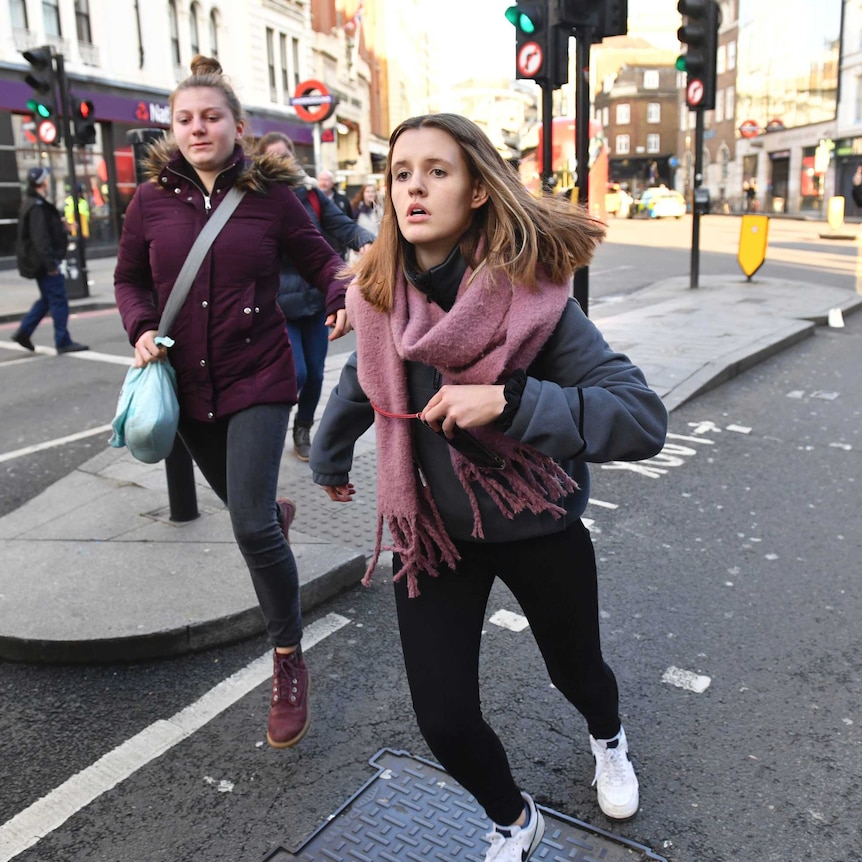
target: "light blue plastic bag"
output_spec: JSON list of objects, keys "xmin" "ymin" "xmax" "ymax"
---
[{"xmin": 109, "ymin": 336, "xmax": 179, "ymax": 464}]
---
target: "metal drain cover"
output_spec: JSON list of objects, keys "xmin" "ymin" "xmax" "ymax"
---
[{"xmin": 262, "ymin": 749, "xmax": 667, "ymax": 861}]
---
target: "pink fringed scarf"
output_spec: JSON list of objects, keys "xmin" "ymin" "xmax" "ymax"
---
[{"xmin": 348, "ymin": 262, "xmax": 578, "ymax": 597}]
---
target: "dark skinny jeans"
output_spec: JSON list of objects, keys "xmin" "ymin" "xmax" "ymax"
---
[
  {"xmin": 394, "ymin": 518, "xmax": 621, "ymax": 826},
  {"xmin": 178, "ymin": 403, "xmax": 301, "ymax": 647}
]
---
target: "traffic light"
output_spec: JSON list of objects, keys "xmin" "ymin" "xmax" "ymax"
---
[
  {"xmin": 676, "ymin": 0, "xmax": 720, "ymax": 110},
  {"xmin": 505, "ymin": 1, "xmax": 568, "ymax": 88},
  {"xmin": 557, "ymin": 0, "xmax": 628, "ymax": 39},
  {"xmin": 22, "ymin": 45, "xmax": 60, "ymax": 145},
  {"xmin": 72, "ymin": 97, "xmax": 97, "ymax": 146}
]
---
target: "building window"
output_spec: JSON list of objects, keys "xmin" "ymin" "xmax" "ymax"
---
[
  {"xmin": 280, "ymin": 33, "xmax": 289, "ymax": 101},
  {"xmin": 717, "ymin": 44, "xmax": 726, "ymax": 75},
  {"xmin": 266, "ymin": 28, "xmax": 277, "ymax": 101},
  {"xmin": 210, "ymin": 9, "xmax": 220, "ymax": 58},
  {"xmin": 190, "ymin": 3, "xmax": 200, "ymax": 55},
  {"xmin": 616, "ymin": 103, "xmax": 630, "ymax": 124},
  {"xmin": 602, "ymin": 106, "xmax": 609, "ymax": 127},
  {"xmin": 75, "ymin": 0, "xmax": 92, "ymax": 42},
  {"xmin": 616, "ymin": 134, "xmax": 630, "ymax": 154},
  {"xmin": 647, "ymin": 102, "xmax": 661, "ymax": 123},
  {"xmin": 11, "ymin": 0, "xmax": 28, "ymax": 29},
  {"xmin": 725, "ymin": 84, "xmax": 734, "ymax": 120},
  {"xmin": 727, "ymin": 39, "xmax": 736, "ymax": 70},
  {"xmin": 715, "ymin": 88, "xmax": 724, "ymax": 123},
  {"xmin": 646, "ymin": 134, "xmax": 660, "ymax": 153},
  {"xmin": 169, "ymin": 0, "xmax": 181, "ymax": 65},
  {"xmin": 43, "ymin": 0, "xmax": 61, "ymax": 36},
  {"xmin": 291, "ymin": 36, "xmax": 300, "ymax": 89},
  {"xmin": 643, "ymin": 70, "xmax": 659, "ymax": 89}
]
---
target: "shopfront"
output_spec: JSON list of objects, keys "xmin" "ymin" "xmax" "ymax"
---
[{"xmin": 0, "ymin": 75, "xmax": 313, "ymax": 267}]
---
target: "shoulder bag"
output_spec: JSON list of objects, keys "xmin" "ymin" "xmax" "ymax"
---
[{"xmin": 110, "ymin": 187, "xmax": 246, "ymax": 463}]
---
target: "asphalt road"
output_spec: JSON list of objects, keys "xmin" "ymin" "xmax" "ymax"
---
[{"xmin": 1, "ymin": 218, "xmax": 860, "ymax": 861}]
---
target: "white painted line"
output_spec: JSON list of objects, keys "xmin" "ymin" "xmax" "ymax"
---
[
  {"xmin": 588, "ymin": 498, "xmax": 618, "ymax": 510},
  {"xmin": 488, "ymin": 609, "xmax": 529, "ymax": 632},
  {"xmin": 0, "ymin": 612, "xmax": 351, "ymax": 862},
  {"xmin": 0, "ymin": 424, "xmax": 114, "ymax": 465},
  {"xmin": 60, "ymin": 350, "xmax": 134, "ymax": 366},
  {"xmin": 661, "ymin": 666, "xmax": 711, "ymax": 693},
  {"xmin": 726, "ymin": 424, "xmax": 752, "ymax": 434}
]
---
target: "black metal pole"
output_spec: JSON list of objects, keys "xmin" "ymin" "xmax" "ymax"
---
[
  {"xmin": 54, "ymin": 52, "xmax": 89, "ymax": 298},
  {"xmin": 541, "ymin": 83, "xmax": 554, "ymax": 193},
  {"xmin": 572, "ymin": 26, "xmax": 592, "ymax": 316},
  {"xmin": 690, "ymin": 108, "xmax": 704, "ymax": 288},
  {"xmin": 165, "ymin": 437, "xmax": 199, "ymax": 522}
]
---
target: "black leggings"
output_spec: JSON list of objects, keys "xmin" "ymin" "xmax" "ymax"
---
[{"xmin": 393, "ymin": 519, "xmax": 620, "ymax": 826}]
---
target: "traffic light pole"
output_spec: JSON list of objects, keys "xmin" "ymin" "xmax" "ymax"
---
[
  {"xmin": 54, "ymin": 53, "xmax": 89, "ymax": 298},
  {"xmin": 540, "ymin": 83, "xmax": 554, "ymax": 194},
  {"xmin": 690, "ymin": 107, "xmax": 704, "ymax": 289},
  {"xmin": 572, "ymin": 25, "xmax": 593, "ymax": 316}
]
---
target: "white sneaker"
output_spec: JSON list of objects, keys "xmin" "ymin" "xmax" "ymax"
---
[
  {"xmin": 483, "ymin": 791, "xmax": 545, "ymax": 862},
  {"xmin": 590, "ymin": 726, "xmax": 640, "ymax": 820}
]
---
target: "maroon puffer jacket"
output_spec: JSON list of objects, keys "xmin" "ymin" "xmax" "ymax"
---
[{"xmin": 114, "ymin": 142, "xmax": 347, "ymax": 422}]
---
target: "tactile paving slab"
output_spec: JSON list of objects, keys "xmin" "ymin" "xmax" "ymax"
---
[{"xmin": 262, "ymin": 749, "xmax": 667, "ymax": 862}]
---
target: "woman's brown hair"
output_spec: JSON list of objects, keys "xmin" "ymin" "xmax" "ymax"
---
[
  {"xmin": 350, "ymin": 113, "xmax": 606, "ymax": 312},
  {"xmin": 170, "ymin": 54, "xmax": 247, "ymax": 135}
]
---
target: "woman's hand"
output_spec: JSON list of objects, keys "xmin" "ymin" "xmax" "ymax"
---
[
  {"xmin": 322, "ymin": 482, "xmax": 356, "ymax": 502},
  {"xmin": 133, "ymin": 330, "xmax": 167, "ymax": 368},
  {"xmin": 326, "ymin": 308, "xmax": 352, "ymax": 340},
  {"xmin": 421, "ymin": 384, "xmax": 506, "ymax": 436}
]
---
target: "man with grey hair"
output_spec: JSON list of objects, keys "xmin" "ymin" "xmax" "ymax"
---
[
  {"xmin": 316, "ymin": 169, "xmax": 354, "ymax": 259},
  {"xmin": 12, "ymin": 166, "xmax": 88, "ymax": 353}
]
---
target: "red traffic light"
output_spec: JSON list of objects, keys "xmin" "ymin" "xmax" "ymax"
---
[{"xmin": 76, "ymin": 99, "xmax": 94, "ymax": 119}]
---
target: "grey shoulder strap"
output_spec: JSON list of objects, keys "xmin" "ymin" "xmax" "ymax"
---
[{"xmin": 158, "ymin": 186, "xmax": 247, "ymax": 338}]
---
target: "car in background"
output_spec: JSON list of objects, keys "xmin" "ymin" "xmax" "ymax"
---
[
  {"xmin": 605, "ymin": 183, "xmax": 633, "ymax": 218},
  {"xmin": 634, "ymin": 186, "xmax": 687, "ymax": 219}
]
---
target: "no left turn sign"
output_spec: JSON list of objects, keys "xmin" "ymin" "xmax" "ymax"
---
[
  {"xmin": 517, "ymin": 42, "xmax": 543, "ymax": 78},
  {"xmin": 687, "ymin": 78, "xmax": 704, "ymax": 107}
]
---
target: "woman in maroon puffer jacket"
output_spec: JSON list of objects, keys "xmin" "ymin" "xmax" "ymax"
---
[{"xmin": 114, "ymin": 54, "xmax": 349, "ymax": 751}]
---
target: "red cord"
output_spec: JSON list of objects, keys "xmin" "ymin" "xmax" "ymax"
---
[{"xmin": 370, "ymin": 401, "xmax": 422, "ymax": 420}]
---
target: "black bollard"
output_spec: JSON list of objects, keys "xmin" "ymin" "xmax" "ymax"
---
[{"xmin": 165, "ymin": 436, "xmax": 198, "ymax": 522}]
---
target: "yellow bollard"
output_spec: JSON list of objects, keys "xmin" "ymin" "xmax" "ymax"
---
[
  {"xmin": 738, "ymin": 214, "xmax": 769, "ymax": 280},
  {"xmin": 827, "ymin": 196, "xmax": 845, "ymax": 232}
]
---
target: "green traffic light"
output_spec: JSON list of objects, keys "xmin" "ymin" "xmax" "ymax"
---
[
  {"xmin": 26, "ymin": 97, "xmax": 51, "ymax": 118},
  {"xmin": 675, "ymin": 55, "xmax": 687, "ymax": 72},
  {"xmin": 505, "ymin": 5, "xmax": 537, "ymax": 34}
]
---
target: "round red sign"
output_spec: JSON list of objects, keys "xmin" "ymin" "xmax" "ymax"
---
[
  {"xmin": 291, "ymin": 79, "xmax": 337, "ymax": 124},
  {"xmin": 739, "ymin": 120, "xmax": 761, "ymax": 139}
]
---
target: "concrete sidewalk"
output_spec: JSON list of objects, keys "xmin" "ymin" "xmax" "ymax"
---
[{"xmin": 1, "ymin": 259, "xmax": 860, "ymax": 663}]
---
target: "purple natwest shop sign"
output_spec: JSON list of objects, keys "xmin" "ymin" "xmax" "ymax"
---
[{"xmin": 1, "ymin": 79, "xmax": 313, "ymax": 145}]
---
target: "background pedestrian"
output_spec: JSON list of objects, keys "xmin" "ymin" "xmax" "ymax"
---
[
  {"xmin": 351, "ymin": 183, "xmax": 382, "ymax": 237},
  {"xmin": 11, "ymin": 166, "xmax": 88, "ymax": 354},
  {"xmin": 257, "ymin": 132, "xmax": 374, "ymax": 461}
]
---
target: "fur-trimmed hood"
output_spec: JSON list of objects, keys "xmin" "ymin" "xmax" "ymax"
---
[{"xmin": 142, "ymin": 136, "xmax": 306, "ymax": 193}]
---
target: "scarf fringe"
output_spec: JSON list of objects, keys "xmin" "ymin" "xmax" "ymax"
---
[
  {"xmin": 362, "ymin": 484, "xmax": 461, "ymax": 598},
  {"xmin": 457, "ymin": 446, "xmax": 578, "ymax": 539}
]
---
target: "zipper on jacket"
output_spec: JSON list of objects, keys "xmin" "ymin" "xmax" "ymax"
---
[{"xmin": 203, "ymin": 194, "xmax": 211, "ymax": 213}]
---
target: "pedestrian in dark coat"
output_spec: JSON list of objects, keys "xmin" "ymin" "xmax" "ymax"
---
[
  {"xmin": 11, "ymin": 167, "xmax": 88, "ymax": 353},
  {"xmin": 114, "ymin": 54, "xmax": 350, "ymax": 752},
  {"xmin": 257, "ymin": 132, "xmax": 374, "ymax": 461}
]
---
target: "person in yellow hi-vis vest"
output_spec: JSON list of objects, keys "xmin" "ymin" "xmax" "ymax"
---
[{"xmin": 64, "ymin": 185, "xmax": 90, "ymax": 238}]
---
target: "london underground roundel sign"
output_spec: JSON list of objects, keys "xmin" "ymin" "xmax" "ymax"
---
[{"xmin": 290, "ymin": 79, "xmax": 337, "ymax": 124}]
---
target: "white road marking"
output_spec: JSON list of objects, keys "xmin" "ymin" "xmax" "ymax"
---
[
  {"xmin": 0, "ymin": 424, "xmax": 114, "ymax": 465},
  {"xmin": 0, "ymin": 612, "xmax": 351, "ymax": 862},
  {"xmin": 588, "ymin": 498, "xmax": 618, "ymax": 509},
  {"xmin": 488, "ymin": 609, "xmax": 529, "ymax": 632},
  {"xmin": 726, "ymin": 424, "xmax": 751, "ymax": 434},
  {"xmin": 661, "ymin": 666, "xmax": 711, "ymax": 693}
]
